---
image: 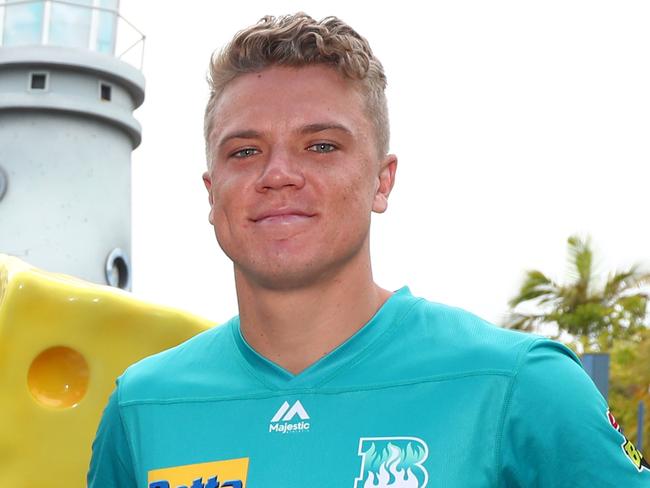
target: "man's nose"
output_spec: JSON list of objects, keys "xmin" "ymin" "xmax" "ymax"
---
[{"xmin": 255, "ymin": 147, "xmax": 305, "ymax": 192}]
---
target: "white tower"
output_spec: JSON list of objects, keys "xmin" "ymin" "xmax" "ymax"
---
[{"xmin": 0, "ymin": 0, "xmax": 144, "ymax": 290}]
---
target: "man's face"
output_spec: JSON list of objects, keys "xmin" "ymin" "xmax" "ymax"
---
[{"xmin": 203, "ymin": 65, "xmax": 396, "ymax": 290}]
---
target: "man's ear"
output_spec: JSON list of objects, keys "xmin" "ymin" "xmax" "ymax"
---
[
  {"xmin": 372, "ymin": 154, "xmax": 398, "ymax": 214},
  {"xmin": 202, "ymin": 171, "xmax": 214, "ymax": 206},
  {"xmin": 202, "ymin": 171, "xmax": 216, "ymax": 225}
]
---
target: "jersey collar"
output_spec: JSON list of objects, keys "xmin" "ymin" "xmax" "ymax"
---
[{"xmin": 229, "ymin": 286, "xmax": 419, "ymax": 390}]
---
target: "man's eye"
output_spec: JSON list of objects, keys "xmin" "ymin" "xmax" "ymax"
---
[
  {"xmin": 232, "ymin": 148, "xmax": 259, "ymax": 158},
  {"xmin": 307, "ymin": 143, "xmax": 337, "ymax": 153}
]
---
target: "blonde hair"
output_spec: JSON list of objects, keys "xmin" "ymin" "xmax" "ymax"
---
[{"xmin": 204, "ymin": 13, "xmax": 389, "ymax": 165}]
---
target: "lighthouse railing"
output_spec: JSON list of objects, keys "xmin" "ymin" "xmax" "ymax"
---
[{"xmin": 0, "ymin": 0, "xmax": 145, "ymax": 70}]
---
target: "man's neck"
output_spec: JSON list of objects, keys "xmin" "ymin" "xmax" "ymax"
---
[{"xmin": 234, "ymin": 260, "xmax": 391, "ymax": 375}]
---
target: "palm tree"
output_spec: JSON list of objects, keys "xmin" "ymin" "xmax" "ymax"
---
[{"xmin": 505, "ymin": 235, "xmax": 650, "ymax": 353}]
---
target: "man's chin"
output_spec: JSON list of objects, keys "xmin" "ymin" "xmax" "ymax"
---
[
  {"xmin": 234, "ymin": 261, "xmax": 335, "ymax": 292},
  {"xmin": 228, "ymin": 237, "xmax": 369, "ymax": 291}
]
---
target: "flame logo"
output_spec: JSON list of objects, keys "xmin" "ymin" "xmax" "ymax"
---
[{"xmin": 354, "ymin": 437, "xmax": 429, "ymax": 488}]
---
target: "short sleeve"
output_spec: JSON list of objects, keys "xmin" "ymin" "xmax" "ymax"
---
[
  {"xmin": 87, "ymin": 383, "xmax": 137, "ymax": 488},
  {"xmin": 499, "ymin": 339, "xmax": 650, "ymax": 487}
]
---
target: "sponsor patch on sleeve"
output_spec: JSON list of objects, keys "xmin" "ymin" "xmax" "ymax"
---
[
  {"xmin": 606, "ymin": 409, "xmax": 649, "ymax": 473},
  {"xmin": 147, "ymin": 457, "xmax": 248, "ymax": 488}
]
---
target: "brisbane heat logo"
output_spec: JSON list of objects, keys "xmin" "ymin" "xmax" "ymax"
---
[{"xmin": 354, "ymin": 437, "xmax": 429, "ymax": 488}]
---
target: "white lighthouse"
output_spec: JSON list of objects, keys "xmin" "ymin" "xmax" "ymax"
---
[{"xmin": 0, "ymin": 0, "xmax": 144, "ymax": 290}]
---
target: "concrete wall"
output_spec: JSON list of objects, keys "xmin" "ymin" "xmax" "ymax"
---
[{"xmin": 0, "ymin": 111, "xmax": 132, "ymax": 285}]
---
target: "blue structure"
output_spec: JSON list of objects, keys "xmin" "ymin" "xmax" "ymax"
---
[{"xmin": 582, "ymin": 353, "xmax": 610, "ymax": 399}]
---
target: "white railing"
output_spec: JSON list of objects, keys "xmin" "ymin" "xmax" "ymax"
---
[{"xmin": 0, "ymin": 0, "xmax": 145, "ymax": 70}]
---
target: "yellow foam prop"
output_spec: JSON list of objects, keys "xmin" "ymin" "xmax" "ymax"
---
[{"xmin": 0, "ymin": 254, "xmax": 214, "ymax": 486}]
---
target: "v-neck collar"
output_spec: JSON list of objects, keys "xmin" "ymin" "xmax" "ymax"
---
[{"xmin": 229, "ymin": 286, "xmax": 420, "ymax": 390}]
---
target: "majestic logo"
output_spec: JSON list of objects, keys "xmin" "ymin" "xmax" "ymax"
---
[
  {"xmin": 607, "ymin": 409, "xmax": 649, "ymax": 473},
  {"xmin": 354, "ymin": 437, "xmax": 429, "ymax": 488},
  {"xmin": 147, "ymin": 457, "xmax": 248, "ymax": 488},
  {"xmin": 269, "ymin": 400, "xmax": 310, "ymax": 434}
]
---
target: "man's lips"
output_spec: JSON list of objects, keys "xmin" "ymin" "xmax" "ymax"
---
[{"xmin": 252, "ymin": 209, "xmax": 316, "ymax": 224}]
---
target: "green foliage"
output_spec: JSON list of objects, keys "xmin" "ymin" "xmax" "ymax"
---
[
  {"xmin": 609, "ymin": 329, "xmax": 650, "ymax": 445},
  {"xmin": 505, "ymin": 235, "xmax": 650, "ymax": 445},
  {"xmin": 505, "ymin": 235, "xmax": 650, "ymax": 352}
]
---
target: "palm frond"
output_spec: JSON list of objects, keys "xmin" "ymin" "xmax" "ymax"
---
[
  {"xmin": 502, "ymin": 311, "xmax": 549, "ymax": 332},
  {"xmin": 508, "ymin": 270, "xmax": 560, "ymax": 308},
  {"xmin": 567, "ymin": 235, "xmax": 593, "ymax": 292},
  {"xmin": 610, "ymin": 267, "xmax": 650, "ymax": 292}
]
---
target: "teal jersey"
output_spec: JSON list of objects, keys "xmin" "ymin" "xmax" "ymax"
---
[{"xmin": 88, "ymin": 287, "xmax": 649, "ymax": 487}]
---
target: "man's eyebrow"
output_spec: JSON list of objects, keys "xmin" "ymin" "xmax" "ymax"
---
[
  {"xmin": 215, "ymin": 124, "xmax": 352, "ymax": 149},
  {"xmin": 216, "ymin": 130, "xmax": 262, "ymax": 149},
  {"xmin": 299, "ymin": 123, "xmax": 353, "ymax": 136}
]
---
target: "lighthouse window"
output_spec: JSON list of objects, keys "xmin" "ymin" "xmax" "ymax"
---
[
  {"xmin": 100, "ymin": 83, "xmax": 112, "ymax": 101},
  {"xmin": 30, "ymin": 72, "xmax": 48, "ymax": 90},
  {"xmin": 49, "ymin": 0, "xmax": 93, "ymax": 50},
  {"xmin": 95, "ymin": 0, "xmax": 119, "ymax": 54},
  {"xmin": 3, "ymin": 2, "xmax": 45, "ymax": 47}
]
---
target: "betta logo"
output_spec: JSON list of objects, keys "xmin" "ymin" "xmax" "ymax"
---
[
  {"xmin": 148, "ymin": 458, "xmax": 248, "ymax": 488},
  {"xmin": 149, "ymin": 478, "xmax": 241, "ymax": 488},
  {"xmin": 354, "ymin": 437, "xmax": 429, "ymax": 488}
]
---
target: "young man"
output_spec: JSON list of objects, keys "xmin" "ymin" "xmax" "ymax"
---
[{"xmin": 88, "ymin": 13, "xmax": 649, "ymax": 487}]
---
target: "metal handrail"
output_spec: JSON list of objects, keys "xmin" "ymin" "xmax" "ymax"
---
[{"xmin": 0, "ymin": 0, "xmax": 145, "ymax": 69}]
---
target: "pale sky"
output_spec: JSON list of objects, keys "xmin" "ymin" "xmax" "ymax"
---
[{"xmin": 119, "ymin": 1, "xmax": 650, "ymax": 326}]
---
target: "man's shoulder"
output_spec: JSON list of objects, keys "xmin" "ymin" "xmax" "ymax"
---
[
  {"xmin": 381, "ymin": 293, "xmax": 579, "ymax": 379},
  {"xmin": 115, "ymin": 317, "xmax": 257, "ymax": 405}
]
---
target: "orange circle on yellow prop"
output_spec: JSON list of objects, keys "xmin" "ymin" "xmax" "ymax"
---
[{"xmin": 27, "ymin": 346, "xmax": 89, "ymax": 409}]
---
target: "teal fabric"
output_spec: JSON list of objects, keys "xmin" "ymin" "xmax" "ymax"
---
[{"xmin": 88, "ymin": 287, "xmax": 649, "ymax": 487}]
